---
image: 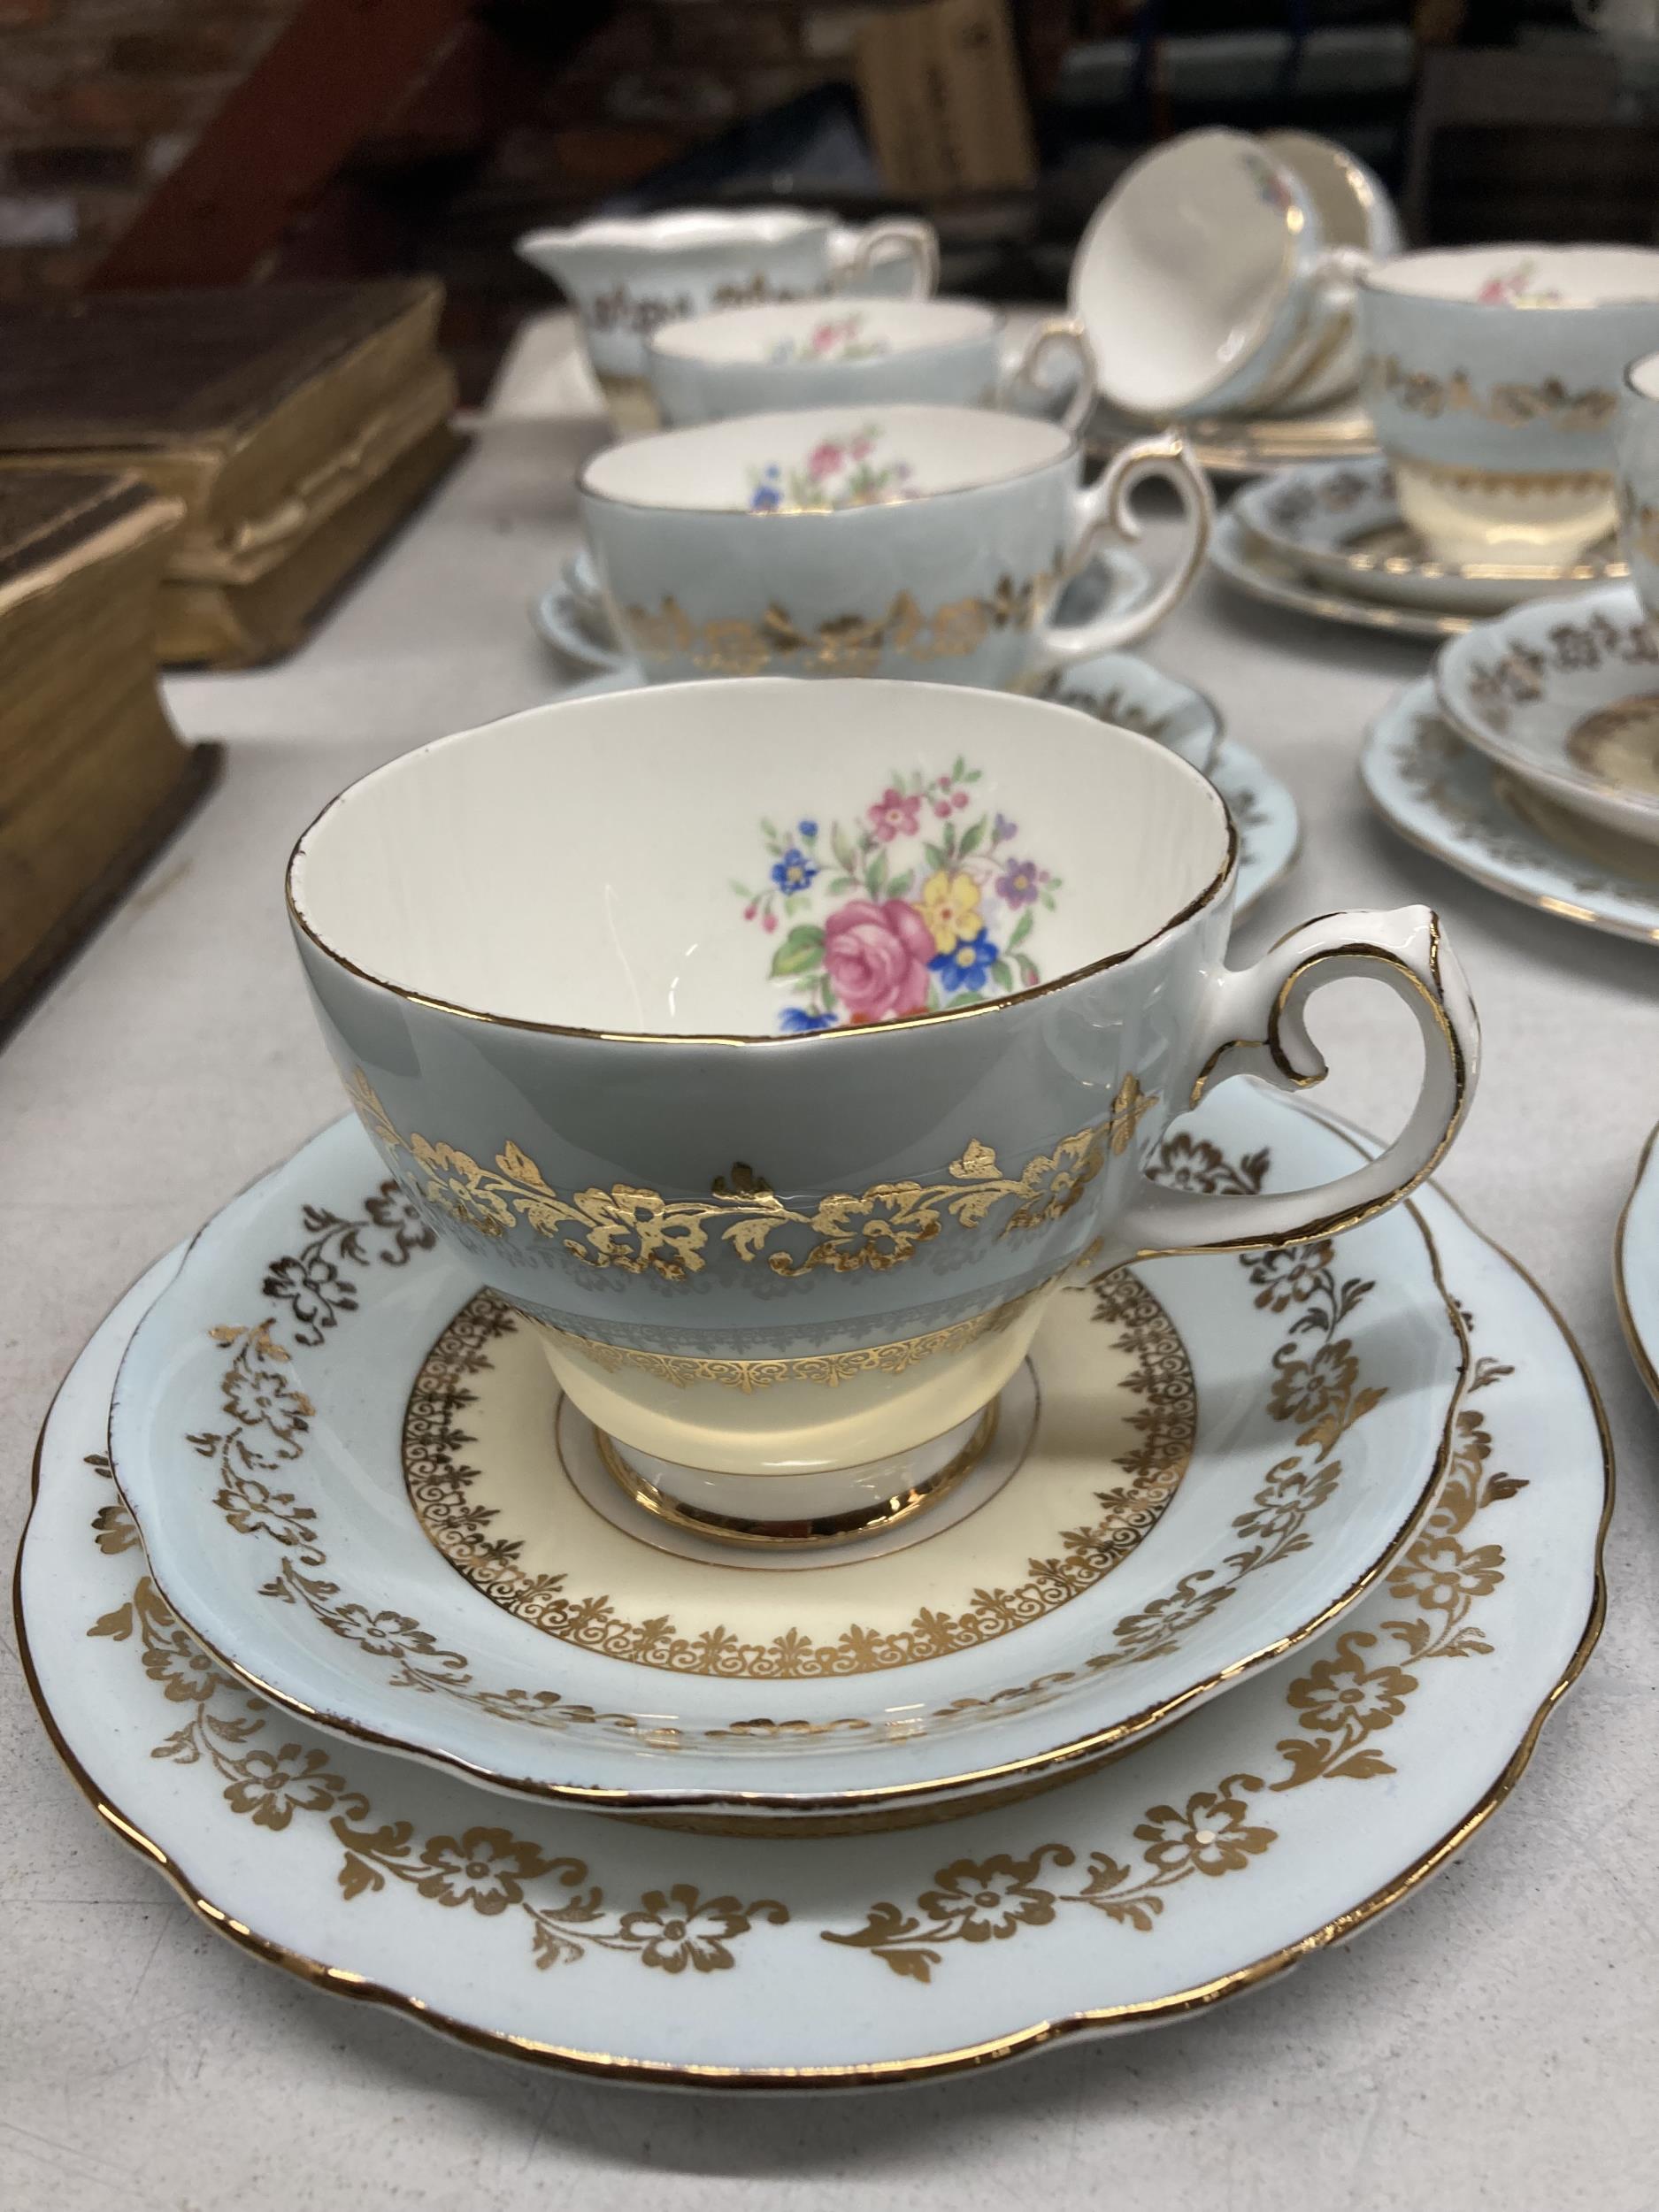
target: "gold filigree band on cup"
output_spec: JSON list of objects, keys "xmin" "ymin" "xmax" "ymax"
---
[
  {"xmin": 535, "ymin": 1278, "xmax": 1052, "ymax": 1394},
  {"xmin": 616, "ymin": 566, "xmax": 1064, "ymax": 678},
  {"xmin": 348, "ymin": 1070, "xmax": 1156, "ymax": 1283},
  {"xmin": 1363, "ymin": 354, "xmax": 1617, "ymax": 433},
  {"xmin": 594, "ymin": 1400, "xmax": 1000, "ymax": 1548}
]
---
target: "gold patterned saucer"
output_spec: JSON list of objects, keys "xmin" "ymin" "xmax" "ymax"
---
[
  {"xmin": 17, "ymin": 1094, "xmax": 1609, "ymax": 2084},
  {"xmin": 1236, "ymin": 455, "xmax": 1626, "ymax": 618},
  {"xmin": 104, "ymin": 1084, "xmax": 1465, "ymax": 1832}
]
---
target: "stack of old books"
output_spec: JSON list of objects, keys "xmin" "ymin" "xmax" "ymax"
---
[
  {"xmin": 0, "ymin": 472, "xmax": 217, "ymax": 1034},
  {"xmin": 0, "ymin": 279, "xmax": 457, "ymax": 667}
]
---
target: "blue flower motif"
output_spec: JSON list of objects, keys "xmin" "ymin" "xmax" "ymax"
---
[
  {"xmin": 993, "ymin": 812, "xmax": 1018, "ymax": 843},
  {"xmin": 749, "ymin": 482, "xmax": 782, "ymax": 512},
  {"xmin": 930, "ymin": 928, "xmax": 1000, "ymax": 995},
  {"xmin": 798, "ymin": 818, "xmax": 818, "ymax": 837},
  {"xmin": 780, "ymin": 1006, "xmax": 836, "ymax": 1033},
  {"xmin": 770, "ymin": 845, "xmax": 818, "ymax": 893}
]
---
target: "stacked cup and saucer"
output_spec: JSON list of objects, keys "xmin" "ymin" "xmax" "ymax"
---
[
  {"xmin": 1069, "ymin": 127, "xmax": 1400, "ymax": 480},
  {"xmin": 20, "ymin": 672, "xmax": 1609, "ymax": 2084},
  {"xmin": 1354, "ymin": 250, "xmax": 1659, "ymax": 946},
  {"xmin": 522, "ymin": 200, "xmax": 1300, "ymax": 917}
]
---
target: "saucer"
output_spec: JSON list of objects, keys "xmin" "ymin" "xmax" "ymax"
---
[
  {"xmin": 1362, "ymin": 679, "xmax": 1659, "ymax": 948},
  {"xmin": 1616, "ymin": 1120, "xmax": 1659, "ymax": 1404},
  {"xmin": 533, "ymin": 547, "xmax": 1160, "ymax": 675},
  {"xmin": 531, "ymin": 581, "xmax": 631, "ymax": 673},
  {"xmin": 555, "ymin": 657, "xmax": 1299, "ymax": 920},
  {"xmin": 1236, "ymin": 457, "xmax": 1627, "ymax": 618},
  {"xmin": 1211, "ymin": 505, "xmax": 1466, "ymax": 640},
  {"xmin": 1434, "ymin": 584, "xmax": 1659, "ymax": 850},
  {"xmin": 19, "ymin": 1105, "xmax": 1608, "ymax": 2083},
  {"xmin": 107, "ymin": 1081, "xmax": 1464, "ymax": 1830}
]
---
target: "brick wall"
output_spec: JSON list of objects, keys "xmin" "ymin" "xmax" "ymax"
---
[
  {"xmin": 0, "ymin": 0, "xmax": 305, "ymax": 297},
  {"xmin": 0, "ymin": 2, "xmax": 899, "ymax": 303}
]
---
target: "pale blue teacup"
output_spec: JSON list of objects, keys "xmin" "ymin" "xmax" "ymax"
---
[
  {"xmin": 645, "ymin": 297, "xmax": 1093, "ymax": 434},
  {"xmin": 577, "ymin": 402, "xmax": 1211, "ymax": 687}
]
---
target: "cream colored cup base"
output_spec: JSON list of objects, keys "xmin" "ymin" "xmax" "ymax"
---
[
  {"xmin": 1392, "ymin": 456, "xmax": 1617, "ymax": 565},
  {"xmin": 530, "ymin": 1285, "xmax": 1054, "ymax": 1481},
  {"xmin": 593, "ymin": 1396, "xmax": 1002, "ymax": 1550},
  {"xmin": 595, "ymin": 370, "xmax": 664, "ymax": 437}
]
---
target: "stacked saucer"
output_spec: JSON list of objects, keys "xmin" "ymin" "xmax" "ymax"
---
[
  {"xmin": 1363, "ymin": 585, "xmax": 1659, "ymax": 947},
  {"xmin": 19, "ymin": 673, "xmax": 1606, "ymax": 2083},
  {"xmin": 1217, "ymin": 458, "xmax": 1627, "ymax": 641}
]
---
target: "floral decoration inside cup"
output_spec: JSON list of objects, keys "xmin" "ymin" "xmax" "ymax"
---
[
  {"xmin": 736, "ymin": 757, "xmax": 1058, "ymax": 1030},
  {"xmin": 767, "ymin": 311, "xmax": 891, "ymax": 363},
  {"xmin": 748, "ymin": 422, "xmax": 915, "ymax": 511}
]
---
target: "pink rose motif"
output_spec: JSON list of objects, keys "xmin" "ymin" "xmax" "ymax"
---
[
  {"xmin": 824, "ymin": 899, "xmax": 934, "ymax": 1024},
  {"xmin": 867, "ymin": 785, "xmax": 921, "ymax": 841},
  {"xmin": 808, "ymin": 441, "xmax": 844, "ymax": 480}
]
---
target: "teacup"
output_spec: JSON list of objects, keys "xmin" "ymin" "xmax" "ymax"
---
[
  {"xmin": 1259, "ymin": 129, "xmax": 1403, "ymax": 415},
  {"xmin": 1614, "ymin": 349, "xmax": 1659, "ymax": 620},
  {"xmin": 1357, "ymin": 246, "xmax": 1659, "ymax": 564},
  {"xmin": 577, "ymin": 403, "xmax": 1213, "ymax": 685},
  {"xmin": 1068, "ymin": 127, "xmax": 1366, "ymax": 425},
  {"xmin": 288, "ymin": 677, "xmax": 1478, "ymax": 1548},
  {"xmin": 517, "ymin": 208, "xmax": 939, "ymax": 434},
  {"xmin": 645, "ymin": 297, "xmax": 1094, "ymax": 434}
]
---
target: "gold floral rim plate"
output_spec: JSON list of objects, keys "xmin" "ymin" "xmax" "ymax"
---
[
  {"xmin": 1363, "ymin": 680, "xmax": 1659, "ymax": 948},
  {"xmin": 104, "ymin": 1087, "xmax": 1465, "ymax": 1827},
  {"xmin": 15, "ymin": 1090, "xmax": 1610, "ymax": 2085}
]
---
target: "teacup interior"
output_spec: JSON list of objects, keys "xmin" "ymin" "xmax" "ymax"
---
[
  {"xmin": 1076, "ymin": 129, "xmax": 1298, "ymax": 416},
  {"xmin": 650, "ymin": 298, "xmax": 994, "ymax": 365},
  {"xmin": 582, "ymin": 403, "xmax": 1067, "ymax": 513},
  {"xmin": 290, "ymin": 680, "xmax": 1230, "ymax": 1038},
  {"xmin": 1366, "ymin": 245, "xmax": 1659, "ymax": 307}
]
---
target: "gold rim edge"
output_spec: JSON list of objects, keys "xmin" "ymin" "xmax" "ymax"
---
[{"xmin": 12, "ymin": 1157, "xmax": 1613, "ymax": 2087}]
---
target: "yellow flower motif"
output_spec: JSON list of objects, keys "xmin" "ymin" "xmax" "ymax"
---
[{"xmin": 918, "ymin": 868, "xmax": 982, "ymax": 954}]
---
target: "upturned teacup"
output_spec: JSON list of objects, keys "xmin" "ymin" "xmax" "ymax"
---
[
  {"xmin": 1357, "ymin": 246, "xmax": 1659, "ymax": 564},
  {"xmin": 288, "ymin": 678, "xmax": 1478, "ymax": 1548},
  {"xmin": 645, "ymin": 297, "xmax": 1094, "ymax": 433},
  {"xmin": 1258, "ymin": 129, "xmax": 1402, "ymax": 414},
  {"xmin": 517, "ymin": 208, "xmax": 939, "ymax": 434},
  {"xmin": 1069, "ymin": 127, "xmax": 1366, "ymax": 426},
  {"xmin": 577, "ymin": 403, "xmax": 1213, "ymax": 684},
  {"xmin": 1614, "ymin": 348, "xmax": 1659, "ymax": 621}
]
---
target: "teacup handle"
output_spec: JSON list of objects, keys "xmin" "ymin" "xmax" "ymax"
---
[
  {"xmin": 1110, "ymin": 906, "xmax": 1479, "ymax": 1263},
  {"xmin": 1002, "ymin": 315, "xmax": 1097, "ymax": 435},
  {"xmin": 1033, "ymin": 431, "xmax": 1215, "ymax": 668},
  {"xmin": 831, "ymin": 219, "xmax": 941, "ymax": 300},
  {"xmin": 1313, "ymin": 242, "xmax": 1374, "ymax": 322}
]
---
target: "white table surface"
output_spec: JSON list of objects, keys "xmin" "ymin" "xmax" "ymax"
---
[{"xmin": 3, "ymin": 316, "xmax": 1655, "ymax": 2212}]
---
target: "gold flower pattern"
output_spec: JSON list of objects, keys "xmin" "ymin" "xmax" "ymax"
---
[
  {"xmin": 402, "ymin": 1271, "xmax": 1194, "ymax": 1680},
  {"xmin": 81, "ymin": 1188, "xmax": 1523, "ymax": 1979},
  {"xmin": 823, "ymin": 1351, "xmax": 1525, "ymax": 1977},
  {"xmin": 86, "ymin": 1469, "xmax": 786, "ymax": 1974},
  {"xmin": 1394, "ymin": 710, "xmax": 1659, "ymax": 908},
  {"xmin": 1362, "ymin": 354, "xmax": 1617, "ymax": 434},
  {"xmin": 1461, "ymin": 607, "xmax": 1659, "ymax": 737},
  {"xmin": 618, "ymin": 565, "xmax": 1064, "ymax": 679},
  {"xmin": 187, "ymin": 1133, "xmax": 1392, "ymax": 1742},
  {"xmin": 348, "ymin": 1069, "xmax": 1153, "ymax": 1281}
]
